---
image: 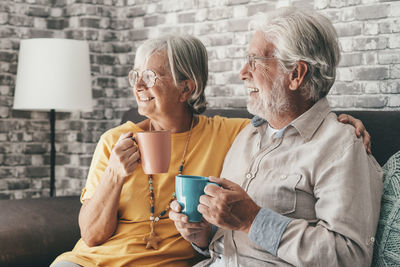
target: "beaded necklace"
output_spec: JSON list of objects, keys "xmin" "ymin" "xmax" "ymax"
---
[{"xmin": 143, "ymin": 115, "xmax": 195, "ymax": 249}]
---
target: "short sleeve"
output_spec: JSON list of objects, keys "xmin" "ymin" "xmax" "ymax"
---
[{"xmin": 80, "ymin": 135, "xmax": 113, "ymax": 203}]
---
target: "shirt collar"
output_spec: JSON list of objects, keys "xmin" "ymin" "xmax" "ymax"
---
[
  {"xmin": 250, "ymin": 97, "xmax": 331, "ymax": 140},
  {"xmin": 251, "ymin": 115, "xmax": 286, "ymax": 139},
  {"xmin": 251, "ymin": 116, "xmax": 267, "ymax": 127},
  {"xmin": 290, "ymin": 97, "xmax": 331, "ymax": 140}
]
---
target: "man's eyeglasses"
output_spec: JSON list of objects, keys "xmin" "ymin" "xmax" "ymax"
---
[
  {"xmin": 128, "ymin": 69, "xmax": 159, "ymax": 88},
  {"xmin": 245, "ymin": 55, "xmax": 275, "ymax": 70}
]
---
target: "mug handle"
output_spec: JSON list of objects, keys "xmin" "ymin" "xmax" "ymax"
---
[{"xmin": 131, "ymin": 135, "xmax": 138, "ymax": 147}]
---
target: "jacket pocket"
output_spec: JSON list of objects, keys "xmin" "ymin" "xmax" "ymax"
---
[{"xmin": 268, "ymin": 173, "xmax": 302, "ymax": 215}]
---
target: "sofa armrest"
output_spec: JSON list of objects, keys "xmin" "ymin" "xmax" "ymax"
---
[{"xmin": 0, "ymin": 196, "xmax": 81, "ymax": 267}]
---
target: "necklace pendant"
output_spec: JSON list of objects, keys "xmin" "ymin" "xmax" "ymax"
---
[{"xmin": 144, "ymin": 231, "xmax": 161, "ymax": 249}]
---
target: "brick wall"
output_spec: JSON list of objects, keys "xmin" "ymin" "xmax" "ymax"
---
[
  {"xmin": 0, "ymin": 0, "xmax": 124, "ymax": 199},
  {"xmin": 0, "ymin": 0, "xmax": 398, "ymax": 199},
  {"xmin": 318, "ymin": 0, "xmax": 400, "ymax": 109}
]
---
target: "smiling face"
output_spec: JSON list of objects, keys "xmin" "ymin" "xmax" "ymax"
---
[
  {"xmin": 240, "ymin": 31, "xmax": 290, "ymax": 121},
  {"xmin": 133, "ymin": 50, "xmax": 184, "ymax": 120}
]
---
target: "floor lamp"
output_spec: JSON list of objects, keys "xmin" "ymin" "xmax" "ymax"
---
[{"xmin": 13, "ymin": 38, "xmax": 92, "ymax": 197}]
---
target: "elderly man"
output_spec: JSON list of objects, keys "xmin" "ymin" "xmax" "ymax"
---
[{"xmin": 169, "ymin": 7, "xmax": 383, "ymax": 267}]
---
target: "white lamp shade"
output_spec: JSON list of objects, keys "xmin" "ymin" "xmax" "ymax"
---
[{"xmin": 13, "ymin": 38, "xmax": 92, "ymax": 112}]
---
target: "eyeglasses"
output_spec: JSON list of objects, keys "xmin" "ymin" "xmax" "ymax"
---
[
  {"xmin": 245, "ymin": 55, "xmax": 275, "ymax": 70},
  {"xmin": 128, "ymin": 69, "xmax": 159, "ymax": 88}
]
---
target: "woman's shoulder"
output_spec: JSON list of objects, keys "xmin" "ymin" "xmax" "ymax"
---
[
  {"xmin": 199, "ymin": 115, "xmax": 250, "ymax": 128},
  {"xmin": 100, "ymin": 121, "xmax": 143, "ymax": 144},
  {"xmin": 196, "ymin": 115, "xmax": 250, "ymax": 138},
  {"xmin": 194, "ymin": 115, "xmax": 250, "ymax": 143}
]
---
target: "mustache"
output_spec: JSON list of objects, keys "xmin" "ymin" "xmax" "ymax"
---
[{"xmin": 244, "ymin": 81, "xmax": 257, "ymax": 88}]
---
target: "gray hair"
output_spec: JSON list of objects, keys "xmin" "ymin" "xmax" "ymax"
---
[
  {"xmin": 135, "ymin": 35, "xmax": 208, "ymax": 114},
  {"xmin": 250, "ymin": 7, "xmax": 341, "ymax": 102}
]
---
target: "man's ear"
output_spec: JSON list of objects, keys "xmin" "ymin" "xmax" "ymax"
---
[
  {"xmin": 288, "ymin": 61, "xmax": 308, "ymax": 91},
  {"xmin": 179, "ymin": 80, "xmax": 196, "ymax": 102}
]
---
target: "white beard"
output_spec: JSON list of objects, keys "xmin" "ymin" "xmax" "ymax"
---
[{"xmin": 247, "ymin": 74, "xmax": 290, "ymax": 120}]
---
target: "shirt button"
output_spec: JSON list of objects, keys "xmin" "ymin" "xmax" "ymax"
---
[
  {"xmin": 366, "ymin": 236, "xmax": 375, "ymax": 246},
  {"xmin": 246, "ymin": 173, "xmax": 253, "ymax": 179},
  {"xmin": 280, "ymin": 175, "xmax": 287, "ymax": 180}
]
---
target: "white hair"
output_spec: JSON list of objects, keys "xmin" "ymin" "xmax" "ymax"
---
[
  {"xmin": 249, "ymin": 7, "xmax": 341, "ymax": 102},
  {"xmin": 135, "ymin": 35, "xmax": 208, "ymax": 114}
]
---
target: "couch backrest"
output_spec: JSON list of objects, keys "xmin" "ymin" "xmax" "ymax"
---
[
  {"xmin": 334, "ymin": 111, "xmax": 400, "ymax": 166},
  {"xmin": 121, "ymin": 108, "xmax": 400, "ymax": 166},
  {"xmin": 0, "ymin": 196, "xmax": 81, "ymax": 267}
]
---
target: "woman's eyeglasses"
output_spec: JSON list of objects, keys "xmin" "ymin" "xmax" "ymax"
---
[
  {"xmin": 245, "ymin": 55, "xmax": 275, "ymax": 71},
  {"xmin": 128, "ymin": 69, "xmax": 158, "ymax": 88}
]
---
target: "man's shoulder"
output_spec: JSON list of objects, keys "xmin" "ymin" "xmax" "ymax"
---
[
  {"xmin": 315, "ymin": 112, "xmax": 363, "ymax": 156},
  {"xmin": 319, "ymin": 112, "xmax": 358, "ymax": 142}
]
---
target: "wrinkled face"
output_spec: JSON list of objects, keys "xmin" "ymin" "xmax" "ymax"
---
[
  {"xmin": 132, "ymin": 50, "xmax": 182, "ymax": 119},
  {"xmin": 240, "ymin": 31, "xmax": 290, "ymax": 121}
]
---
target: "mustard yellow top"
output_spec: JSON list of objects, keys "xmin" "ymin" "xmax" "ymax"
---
[{"xmin": 52, "ymin": 115, "xmax": 249, "ymax": 267}]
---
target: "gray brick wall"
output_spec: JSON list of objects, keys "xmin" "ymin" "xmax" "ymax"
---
[
  {"xmin": 0, "ymin": 0, "xmax": 398, "ymax": 199},
  {"xmin": 318, "ymin": 0, "xmax": 400, "ymax": 109},
  {"xmin": 0, "ymin": 0, "xmax": 123, "ymax": 199}
]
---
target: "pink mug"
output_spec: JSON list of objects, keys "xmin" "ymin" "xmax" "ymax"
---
[{"xmin": 135, "ymin": 130, "xmax": 171, "ymax": 174}]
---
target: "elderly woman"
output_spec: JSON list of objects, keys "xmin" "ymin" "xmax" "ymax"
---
[{"xmin": 51, "ymin": 35, "xmax": 369, "ymax": 267}]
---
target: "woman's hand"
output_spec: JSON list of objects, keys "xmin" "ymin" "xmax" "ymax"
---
[
  {"xmin": 169, "ymin": 200, "xmax": 212, "ymax": 248},
  {"xmin": 107, "ymin": 132, "xmax": 140, "ymax": 180},
  {"xmin": 338, "ymin": 114, "xmax": 371, "ymax": 154}
]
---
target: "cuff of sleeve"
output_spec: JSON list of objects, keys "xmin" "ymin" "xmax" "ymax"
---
[
  {"xmin": 191, "ymin": 242, "xmax": 211, "ymax": 257},
  {"xmin": 191, "ymin": 224, "xmax": 218, "ymax": 257},
  {"xmin": 248, "ymin": 207, "xmax": 291, "ymax": 256}
]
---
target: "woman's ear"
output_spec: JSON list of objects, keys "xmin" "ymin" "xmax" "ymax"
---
[
  {"xmin": 179, "ymin": 80, "xmax": 196, "ymax": 102},
  {"xmin": 288, "ymin": 61, "xmax": 308, "ymax": 91}
]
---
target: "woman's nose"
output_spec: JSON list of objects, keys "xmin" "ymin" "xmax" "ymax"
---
[{"xmin": 135, "ymin": 75, "xmax": 147, "ymax": 90}]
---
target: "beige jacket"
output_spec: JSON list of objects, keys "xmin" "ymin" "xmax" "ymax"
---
[{"xmin": 203, "ymin": 97, "xmax": 383, "ymax": 267}]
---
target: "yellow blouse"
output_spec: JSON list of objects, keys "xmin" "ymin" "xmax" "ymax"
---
[{"xmin": 52, "ymin": 115, "xmax": 249, "ymax": 267}]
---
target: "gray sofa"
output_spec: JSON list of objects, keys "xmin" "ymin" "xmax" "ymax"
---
[{"xmin": 1, "ymin": 108, "xmax": 399, "ymax": 267}]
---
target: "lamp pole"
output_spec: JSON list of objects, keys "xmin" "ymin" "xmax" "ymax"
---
[{"xmin": 50, "ymin": 109, "xmax": 55, "ymax": 197}]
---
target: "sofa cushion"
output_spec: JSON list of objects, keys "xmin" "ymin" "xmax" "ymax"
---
[
  {"xmin": 372, "ymin": 151, "xmax": 400, "ymax": 266},
  {"xmin": 0, "ymin": 196, "xmax": 81, "ymax": 267}
]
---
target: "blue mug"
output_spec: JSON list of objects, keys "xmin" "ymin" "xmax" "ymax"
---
[{"xmin": 175, "ymin": 175, "xmax": 219, "ymax": 222}]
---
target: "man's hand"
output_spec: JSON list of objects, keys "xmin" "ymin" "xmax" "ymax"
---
[
  {"xmin": 338, "ymin": 114, "xmax": 371, "ymax": 154},
  {"xmin": 198, "ymin": 176, "xmax": 261, "ymax": 234},
  {"xmin": 169, "ymin": 200, "xmax": 212, "ymax": 248},
  {"xmin": 107, "ymin": 132, "xmax": 140, "ymax": 180}
]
